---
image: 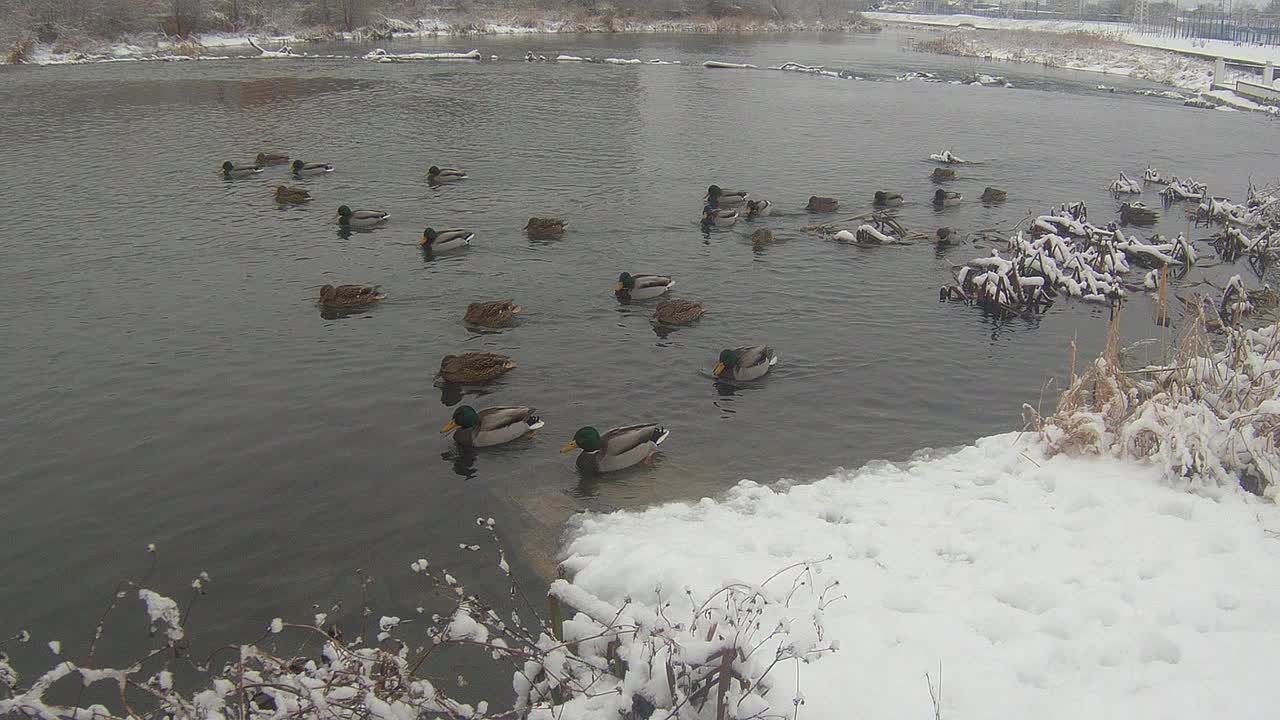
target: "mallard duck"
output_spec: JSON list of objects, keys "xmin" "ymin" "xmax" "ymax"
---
[
  {"xmin": 274, "ymin": 185, "xmax": 311, "ymax": 204},
  {"xmin": 616, "ymin": 272, "xmax": 674, "ymax": 301},
  {"xmin": 654, "ymin": 299, "xmax": 704, "ymax": 325},
  {"xmin": 335, "ymin": 205, "xmax": 389, "ymax": 227},
  {"xmin": 561, "ymin": 424, "xmax": 669, "ymax": 473},
  {"xmin": 318, "ymin": 284, "xmax": 384, "ymax": 307},
  {"xmin": 933, "ymin": 189, "xmax": 962, "ymax": 207},
  {"xmin": 745, "ymin": 199, "xmax": 772, "ymax": 219},
  {"xmin": 222, "ymin": 161, "xmax": 263, "ymax": 178},
  {"xmin": 980, "ymin": 187, "xmax": 1007, "ymax": 202},
  {"xmin": 931, "ymin": 167, "xmax": 956, "ymax": 182},
  {"xmin": 806, "ymin": 196, "xmax": 839, "ymax": 212},
  {"xmin": 702, "ymin": 205, "xmax": 739, "ymax": 227},
  {"xmin": 935, "ymin": 227, "xmax": 955, "ymax": 246},
  {"xmin": 441, "ymin": 405, "xmax": 543, "ymax": 448},
  {"xmin": 255, "ymin": 152, "xmax": 290, "ymax": 166},
  {"xmin": 713, "ymin": 345, "xmax": 777, "ymax": 382},
  {"xmin": 1119, "ymin": 202, "xmax": 1159, "ymax": 226},
  {"xmin": 706, "ymin": 184, "xmax": 748, "ymax": 207},
  {"xmin": 464, "ymin": 300, "xmax": 521, "ymax": 327},
  {"xmin": 428, "ymin": 166, "xmax": 467, "ymax": 184},
  {"xmin": 750, "ymin": 228, "xmax": 774, "ymax": 248},
  {"xmin": 421, "ymin": 227, "xmax": 473, "ymax": 252},
  {"xmin": 435, "ymin": 352, "xmax": 517, "ymax": 385},
  {"xmin": 525, "ymin": 217, "xmax": 566, "ymax": 239},
  {"xmin": 291, "ymin": 160, "xmax": 334, "ymax": 175},
  {"xmin": 873, "ymin": 191, "xmax": 903, "ymax": 208}
]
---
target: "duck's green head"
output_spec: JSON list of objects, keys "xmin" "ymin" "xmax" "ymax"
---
[
  {"xmin": 562, "ymin": 426, "xmax": 602, "ymax": 453},
  {"xmin": 337, "ymin": 205, "xmax": 353, "ymax": 217},
  {"xmin": 714, "ymin": 348, "xmax": 738, "ymax": 377},
  {"xmin": 707, "ymin": 184, "xmax": 722, "ymax": 200},
  {"xmin": 291, "ymin": 159, "xmax": 304, "ymax": 172},
  {"xmin": 221, "ymin": 161, "xmax": 234, "ymax": 173},
  {"xmin": 428, "ymin": 165, "xmax": 441, "ymax": 176},
  {"xmin": 616, "ymin": 272, "xmax": 634, "ymax": 291},
  {"xmin": 933, "ymin": 189, "xmax": 946, "ymax": 204},
  {"xmin": 441, "ymin": 405, "xmax": 480, "ymax": 433},
  {"xmin": 874, "ymin": 191, "xmax": 887, "ymax": 204},
  {"xmin": 421, "ymin": 227, "xmax": 438, "ymax": 248}
]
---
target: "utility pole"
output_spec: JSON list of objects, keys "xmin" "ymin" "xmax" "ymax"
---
[{"xmin": 1136, "ymin": 0, "xmax": 1149, "ymax": 30}]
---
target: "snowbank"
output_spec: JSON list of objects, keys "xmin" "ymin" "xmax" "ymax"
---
[
  {"xmin": 868, "ymin": 11, "xmax": 1280, "ymax": 66},
  {"xmin": 562, "ymin": 430, "xmax": 1280, "ymax": 719}
]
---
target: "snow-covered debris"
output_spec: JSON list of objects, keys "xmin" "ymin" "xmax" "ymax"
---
[
  {"xmin": 1108, "ymin": 171, "xmax": 1142, "ymax": 194},
  {"xmin": 138, "ymin": 589, "xmax": 183, "ymax": 642},
  {"xmin": 929, "ymin": 149, "xmax": 967, "ymax": 164}
]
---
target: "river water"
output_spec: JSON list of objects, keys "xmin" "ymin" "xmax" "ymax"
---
[{"xmin": 1, "ymin": 28, "xmax": 1276, "ymax": 661}]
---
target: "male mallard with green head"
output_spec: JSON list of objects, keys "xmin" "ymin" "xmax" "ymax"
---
[
  {"xmin": 291, "ymin": 160, "xmax": 334, "ymax": 176},
  {"xmin": 464, "ymin": 300, "xmax": 522, "ymax": 327},
  {"xmin": 525, "ymin": 217, "xmax": 566, "ymax": 239},
  {"xmin": 421, "ymin": 227, "xmax": 474, "ymax": 252},
  {"xmin": 654, "ymin": 299, "xmax": 704, "ymax": 326},
  {"xmin": 713, "ymin": 345, "xmax": 777, "ymax": 382},
  {"xmin": 275, "ymin": 186, "xmax": 311, "ymax": 204},
  {"xmin": 428, "ymin": 166, "xmax": 468, "ymax": 184},
  {"xmin": 441, "ymin": 405, "xmax": 543, "ymax": 448},
  {"xmin": 702, "ymin": 204, "xmax": 738, "ymax": 227},
  {"xmin": 873, "ymin": 191, "xmax": 903, "ymax": 208},
  {"xmin": 706, "ymin": 184, "xmax": 748, "ymax": 207},
  {"xmin": 222, "ymin": 161, "xmax": 263, "ymax": 178},
  {"xmin": 435, "ymin": 352, "xmax": 517, "ymax": 385},
  {"xmin": 335, "ymin": 205, "xmax": 389, "ymax": 227},
  {"xmin": 933, "ymin": 189, "xmax": 962, "ymax": 207},
  {"xmin": 318, "ymin": 284, "xmax": 385, "ymax": 307},
  {"xmin": 561, "ymin": 424, "xmax": 669, "ymax": 473},
  {"xmin": 616, "ymin": 272, "xmax": 674, "ymax": 301}
]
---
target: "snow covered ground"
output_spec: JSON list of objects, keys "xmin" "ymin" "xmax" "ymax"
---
[
  {"xmin": 561, "ymin": 431, "xmax": 1280, "ymax": 718},
  {"xmin": 867, "ymin": 11, "xmax": 1280, "ymax": 66}
]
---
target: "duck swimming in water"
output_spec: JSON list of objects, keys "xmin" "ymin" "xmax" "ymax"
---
[
  {"xmin": 428, "ymin": 166, "xmax": 468, "ymax": 184},
  {"xmin": 420, "ymin": 227, "xmax": 474, "ymax": 252},
  {"xmin": 441, "ymin": 405, "xmax": 543, "ymax": 448},
  {"xmin": 561, "ymin": 424, "xmax": 669, "ymax": 473},
  {"xmin": 806, "ymin": 196, "xmax": 839, "ymax": 212},
  {"xmin": 706, "ymin": 184, "xmax": 748, "ymax": 207},
  {"xmin": 463, "ymin": 300, "xmax": 521, "ymax": 327},
  {"xmin": 933, "ymin": 189, "xmax": 962, "ymax": 207},
  {"xmin": 980, "ymin": 187, "xmax": 1008, "ymax": 202},
  {"xmin": 255, "ymin": 152, "xmax": 289, "ymax": 166},
  {"xmin": 616, "ymin": 272, "xmax": 674, "ymax": 301},
  {"xmin": 874, "ymin": 191, "xmax": 904, "ymax": 207},
  {"xmin": 745, "ymin": 199, "xmax": 772, "ymax": 219},
  {"xmin": 274, "ymin": 186, "xmax": 311, "ymax": 204},
  {"xmin": 318, "ymin": 284, "xmax": 384, "ymax": 307},
  {"xmin": 291, "ymin": 160, "xmax": 334, "ymax": 176},
  {"xmin": 702, "ymin": 204, "xmax": 739, "ymax": 227},
  {"xmin": 335, "ymin": 205, "xmax": 389, "ymax": 227},
  {"xmin": 434, "ymin": 352, "xmax": 517, "ymax": 385},
  {"xmin": 222, "ymin": 161, "xmax": 263, "ymax": 178},
  {"xmin": 654, "ymin": 299, "xmax": 705, "ymax": 325},
  {"xmin": 713, "ymin": 345, "xmax": 777, "ymax": 382}
]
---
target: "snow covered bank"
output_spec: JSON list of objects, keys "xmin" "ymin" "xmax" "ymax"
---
[
  {"xmin": 868, "ymin": 11, "xmax": 1280, "ymax": 66},
  {"xmin": 562, "ymin": 427, "xmax": 1280, "ymax": 718}
]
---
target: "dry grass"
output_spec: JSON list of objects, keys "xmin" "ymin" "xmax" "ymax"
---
[{"xmin": 7, "ymin": 36, "xmax": 35, "ymax": 64}]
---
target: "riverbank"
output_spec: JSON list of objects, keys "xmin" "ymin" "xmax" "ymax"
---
[{"xmin": 3, "ymin": 11, "xmax": 881, "ymax": 65}]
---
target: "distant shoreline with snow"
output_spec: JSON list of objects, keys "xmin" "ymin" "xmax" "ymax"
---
[{"xmin": 3, "ymin": 13, "xmax": 882, "ymax": 66}]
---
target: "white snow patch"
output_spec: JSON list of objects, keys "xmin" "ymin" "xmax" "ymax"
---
[{"xmin": 561, "ymin": 432, "xmax": 1280, "ymax": 719}]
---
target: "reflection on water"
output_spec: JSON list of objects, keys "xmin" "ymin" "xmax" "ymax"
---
[{"xmin": 1, "ymin": 28, "xmax": 1277, "ymax": 656}]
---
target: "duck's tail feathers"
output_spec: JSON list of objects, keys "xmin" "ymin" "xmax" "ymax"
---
[
  {"xmin": 667, "ymin": 280, "xmax": 676, "ymax": 289},
  {"xmin": 654, "ymin": 428, "xmax": 670, "ymax": 445},
  {"xmin": 526, "ymin": 417, "xmax": 545, "ymax": 431},
  {"xmin": 768, "ymin": 355, "xmax": 779, "ymax": 366}
]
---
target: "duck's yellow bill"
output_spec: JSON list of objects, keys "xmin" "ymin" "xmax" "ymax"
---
[
  {"xmin": 419, "ymin": 238, "xmax": 430, "ymax": 247},
  {"xmin": 614, "ymin": 282, "xmax": 624, "ymax": 291},
  {"xmin": 713, "ymin": 362, "xmax": 726, "ymax": 376},
  {"xmin": 440, "ymin": 421, "xmax": 459, "ymax": 433},
  {"xmin": 560, "ymin": 440, "xmax": 578, "ymax": 454}
]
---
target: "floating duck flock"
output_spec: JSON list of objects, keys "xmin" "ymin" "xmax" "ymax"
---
[{"xmin": 221, "ymin": 150, "xmax": 1277, "ymax": 472}]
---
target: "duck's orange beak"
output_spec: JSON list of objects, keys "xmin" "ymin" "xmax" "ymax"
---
[
  {"xmin": 419, "ymin": 238, "xmax": 430, "ymax": 248},
  {"xmin": 440, "ymin": 421, "xmax": 459, "ymax": 433},
  {"xmin": 614, "ymin": 282, "xmax": 624, "ymax": 291},
  {"xmin": 560, "ymin": 440, "xmax": 578, "ymax": 454},
  {"xmin": 713, "ymin": 362, "xmax": 726, "ymax": 377}
]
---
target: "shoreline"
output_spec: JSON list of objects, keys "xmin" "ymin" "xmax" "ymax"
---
[{"xmin": 5, "ymin": 13, "xmax": 882, "ymax": 66}]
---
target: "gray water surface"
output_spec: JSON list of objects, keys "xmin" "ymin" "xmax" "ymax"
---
[{"xmin": 1, "ymin": 29, "xmax": 1276, "ymax": 657}]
